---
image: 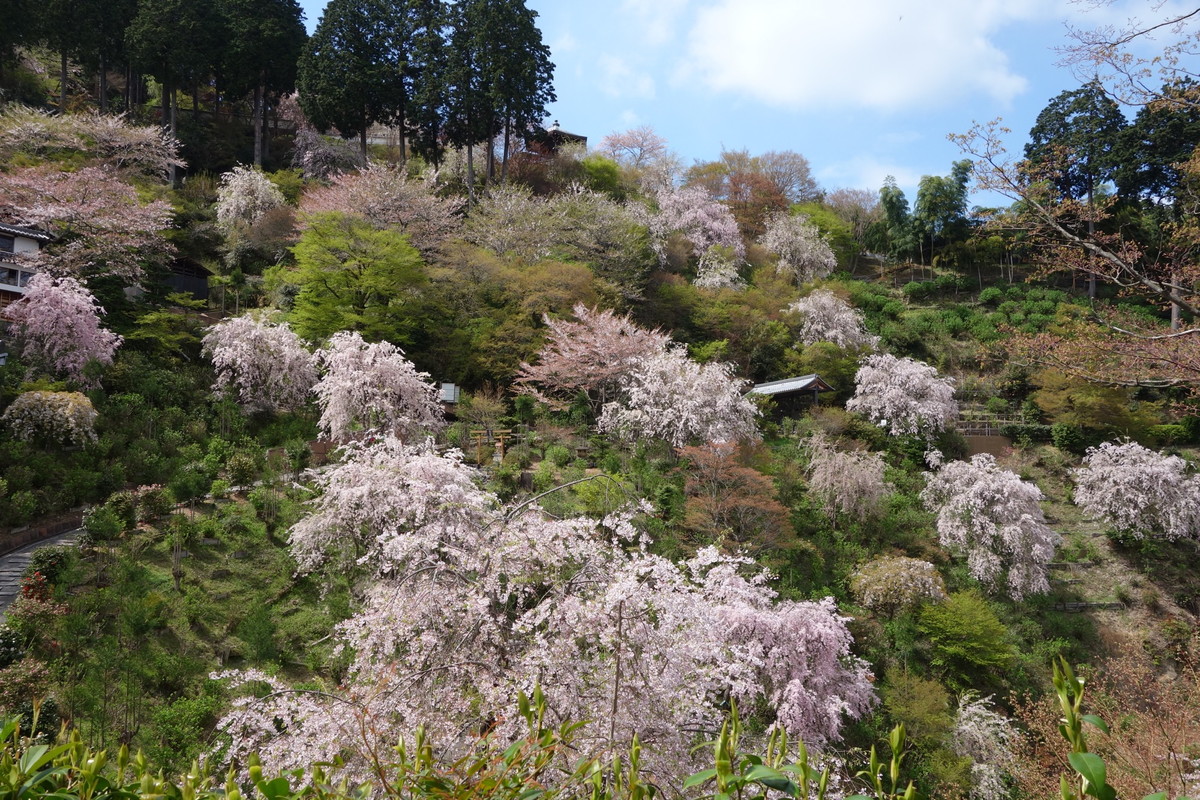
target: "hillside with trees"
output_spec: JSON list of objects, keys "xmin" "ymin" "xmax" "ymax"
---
[{"xmin": 0, "ymin": 3, "xmax": 1198, "ymax": 799}]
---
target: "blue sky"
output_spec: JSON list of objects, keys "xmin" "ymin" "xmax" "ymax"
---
[{"xmin": 295, "ymin": 0, "xmax": 1187, "ymax": 206}]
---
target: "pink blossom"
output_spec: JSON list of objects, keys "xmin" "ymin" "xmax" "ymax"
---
[
  {"xmin": 6, "ymin": 273, "xmax": 121, "ymax": 383},
  {"xmin": 922, "ymin": 453, "xmax": 1059, "ymax": 600},
  {"xmin": 516, "ymin": 303, "xmax": 671, "ymax": 413},
  {"xmin": 212, "ymin": 438, "xmax": 873, "ymax": 786},
  {"xmin": 312, "ymin": 331, "xmax": 445, "ymax": 441},
  {"xmin": 644, "ymin": 185, "xmax": 745, "ymax": 263},
  {"xmin": 201, "ymin": 314, "xmax": 316, "ymax": 413}
]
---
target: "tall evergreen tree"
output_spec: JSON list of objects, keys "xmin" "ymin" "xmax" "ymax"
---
[
  {"xmin": 126, "ymin": 0, "xmax": 218, "ymax": 182},
  {"xmin": 913, "ymin": 159, "xmax": 972, "ymax": 265},
  {"xmin": 297, "ymin": 0, "xmax": 403, "ymax": 159},
  {"xmin": 446, "ymin": 0, "xmax": 554, "ymax": 183},
  {"xmin": 1115, "ymin": 80, "xmax": 1200, "ymax": 212},
  {"xmin": 403, "ymin": 0, "xmax": 450, "ymax": 166},
  {"xmin": 1025, "ymin": 80, "xmax": 1126, "ymax": 202},
  {"xmin": 218, "ymin": 0, "xmax": 307, "ymax": 166},
  {"xmin": 1025, "ymin": 80, "xmax": 1127, "ymax": 296}
]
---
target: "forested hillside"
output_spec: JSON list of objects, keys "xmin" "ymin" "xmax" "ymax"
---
[{"xmin": 0, "ymin": 3, "xmax": 1198, "ymax": 799}]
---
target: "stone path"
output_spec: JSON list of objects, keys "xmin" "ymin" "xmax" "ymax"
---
[{"xmin": 0, "ymin": 529, "xmax": 81, "ymax": 623}]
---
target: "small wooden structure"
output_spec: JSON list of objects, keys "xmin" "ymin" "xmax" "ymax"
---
[{"xmin": 748, "ymin": 374, "xmax": 834, "ymax": 415}]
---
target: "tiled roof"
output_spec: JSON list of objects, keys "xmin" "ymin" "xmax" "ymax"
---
[{"xmin": 749, "ymin": 374, "xmax": 834, "ymax": 396}]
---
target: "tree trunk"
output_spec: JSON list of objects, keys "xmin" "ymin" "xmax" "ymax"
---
[
  {"xmin": 98, "ymin": 54, "xmax": 108, "ymax": 112},
  {"xmin": 59, "ymin": 51, "xmax": 68, "ymax": 113},
  {"xmin": 466, "ymin": 143, "xmax": 475, "ymax": 207},
  {"xmin": 501, "ymin": 117, "xmax": 511, "ymax": 182},
  {"xmin": 1171, "ymin": 270, "xmax": 1181, "ymax": 330},
  {"xmin": 359, "ymin": 126, "xmax": 368, "ymax": 162},
  {"xmin": 253, "ymin": 78, "xmax": 264, "ymax": 167},
  {"xmin": 167, "ymin": 81, "xmax": 178, "ymax": 187},
  {"xmin": 1087, "ymin": 185, "xmax": 1096, "ymax": 299}
]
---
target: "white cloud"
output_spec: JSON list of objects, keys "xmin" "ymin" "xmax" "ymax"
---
[
  {"xmin": 550, "ymin": 30, "xmax": 578, "ymax": 55},
  {"xmin": 598, "ymin": 55, "xmax": 656, "ymax": 100},
  {"xmin": 678, "ymin": 0, "xmax": 1055, "ymax": 112},
  {"xmin": 620, "ymin": 0, "xmax": 693, "ymax": 46},
  {"xmin": 819, "ymin": 155, "xmax": 925, "ymax": 195}
]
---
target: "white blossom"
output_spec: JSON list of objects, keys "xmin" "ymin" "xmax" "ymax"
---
[
  {"xmin": 216, "ymin": 165, "xmax": 286, "ymax": 231},
  {"xmin": 760, "ymin": 212, "xmax": 837, "ymax": 284},
  {"xmin": 598, "ymin": 348, "xmax": 760, "ymax": 448},
  {"xmin": 201, "ymin": 314, "xmax": 317, "ymax": 414},
  {"xmin": 922, "ymin": 454, "xmax": 1059, "ymax": 600},
  {"xmin": 846, "ymin": 354, "xmax": 958, "ymax": 438},
  {"xmin": 1072, "ymin": 439, "xmax": 1200, "ymax": 540},
  {"xmin": 788, "ymin": 289, "xmax": 879, "ymax": 350},
  {"xmin": 313, "ymin": 331, "xmax": 444, "ymax": 441},
  {"xmin": 2, "ymin": 391, "xmax": 98, "ymax": 445}
]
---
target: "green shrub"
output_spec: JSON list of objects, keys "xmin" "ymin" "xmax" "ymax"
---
[
  {"xmin": 544, "ymin": 444, "xmax": 572, "ymax": 466},
  {"xmin": 83, "ymin": 505, "xmax": 123, "ymax": 541},
  {"xmin": 1050, "ymin": 422, "xmax": 1086, "ymax": 453},
  {"xmin": 25, "ymin": 546, "xmax": 75, "ymax": 586},
  {"xmin": 226, "ymin": 451, "xmax": 259, "ymax": 485},
  {"xmin": 977, "ymin": 286, "xmax": 1003, "ymax": 305},
  {"xmin": 104, "ymin": 490, "xmax": 139, "ymax": 530},
  {"xmin": 917, "ymin": 591, "xmax": 1015, "ymax": 690},
  {"xmin": 984, "ymin": 396, "xmax": 1009, "ymax": 415}
]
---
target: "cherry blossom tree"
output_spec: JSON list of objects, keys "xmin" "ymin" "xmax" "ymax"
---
[
  {"xmin": 0, "ymin": 165, "xmax": 173, "ymax": 283},
  {"xmin": 201, "ymin": 314, "xmax": 317, "ymax": 414},
  {"xmin": 849, "ymin": 555, "xmax": 947, "ymax": 616},
  {"xmin": 598, "ymin": 348, "xmax": 760, "ymax": 448},
  {"xmin": 216, "ymin": 165, "xmax": 287, "ymax": 231},
  {"xmin": 515, "ymin": 304, "xmax": 671, "ymax": 414},
  {"xmin": 0, "ymin": 105, "xmax": 183, "ymax": 176},
  {"xmin": 846, "ymin": 354, "xmax": 958, "ymax": 438},
  {"xmin": 760, "ymin": 212, "xmax": 837, "ymax": 284},
  {"xmin": 5, "ymin": 274, "xmax": 121, "ymax": 384},
  {"xmin": 952, "ymin": 694, "xmax": 1016, "ymax": 800},
  {"xmin": 312, "ymin": 331, "xmax": 444, "ymax": 440},
  {"xmin": 2, "ymin": 391, "xmax": 98, "ymax": 445},
  {"xmin": 213, "ymin": 436, "xmax": 875, "ymax": 786},
  {"xmin": 788, "ymin": 290, "xmax": 879, "ymax": 350},
  {"xmin": 462, "ymin": 185, "xmax": 651, "ymax": 294},
  {"xmin": 805, "ymin": 432, "xmax": 892, "ymax": 523},
  {"xmin": 922, "ymin": 453, "xmax": 1060, "ymax": 600},
  {"xmin": 1072, "ymin": 439, "xmax": 1200, "ymax": 540},
  {"xmin": 693, "ymin": 246, "xmax": 745, "ymax": 290},
  {"xmin": 643, "ymin": 185, "xmax": 744, "ymax": 265},
  {"xmin": 597, "ymin": 124, "xmax": 679, "ymax": 191},
  {"xmin": 300, "ymin": 163, "xmax": 463, "ymax": 257}
]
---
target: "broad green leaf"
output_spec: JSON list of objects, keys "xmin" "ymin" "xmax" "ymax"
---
[
  {"xmin": 683, "ymin": 769, "xmax": 717, "ymax": 789},
  {"xmin": 1081, "ymin": 715, "xmax": 1110, "ymax": 734},
  {"xmin": 1068, "ymin": 751, "xmax": 1105, "ymax": 786},
  {"xmin": 743, "ymin": 765, "xmax": 797, "ymax": 794}
]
